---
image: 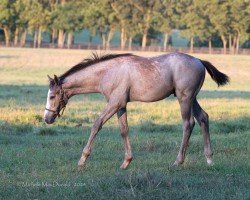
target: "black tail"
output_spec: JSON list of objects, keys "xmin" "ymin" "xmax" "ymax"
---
[{"xmin": 200, "ymin": 59, "xmax": 230, "ymax": 86}]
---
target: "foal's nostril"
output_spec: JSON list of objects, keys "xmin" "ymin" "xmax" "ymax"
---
[{"xmin": 44, "ymin": 118, "xmax": 49, "ymax": 124}]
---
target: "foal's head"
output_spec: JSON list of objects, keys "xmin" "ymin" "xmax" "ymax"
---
[{"xmin": 44, "ymin": 75, "xmax": 68, "ymax": 124}]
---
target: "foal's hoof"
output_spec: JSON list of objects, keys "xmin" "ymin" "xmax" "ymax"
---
[
  {"xmin": 77, "ymin": 159, "xmax": 86, "ymax": 171},
  {"xmin": 120, "ymin": 162, "xmax": 129, "ymax": 170},
  {"xmin": 172, "ymin": 160, "xmax": 183, "ymax": 167},
  {"xmin": 171, "ymin": 163, "xmax": 179, "ymax": 169},
  {"xmin": 77, "ymin": 164, "xmax": 85, "ymax": 171},
  {"xmin": 207, "ymin": 158, "xmax": 214, "ymax": 166},
  {"xmin": 120, "ymin": 159, "xmax": 132, "ymax": 170}
]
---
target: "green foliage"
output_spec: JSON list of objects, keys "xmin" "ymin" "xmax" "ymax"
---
[
  {"xmin": 51, "ymin": 0, "xmax": 84, "ymax": 32},
  {"xmin": 207, "ymin": 0, "xmax": 230, "ymax": 37},
  {"xmin": 228, "ymin": 0, "xmax": 250, "ymax": 41},
  {"xmin": 111, "ymin": 0, "xmax": 141, "ymax": 37},
  {"xmin": 175, "ymin": 0, "xmax": 206, "ymax": 40},
  {"xmin": 82, "ymin": 0, "xmax": 118, "ymax": 47},
  {"xmin": 0, "ymin": 0, "xmax": 249, "ymax": 48},
  {"xmin": 129, "ymin": 0, "xmax": 162, "ymax": 37},
  {"xmin": 0, "ymin": 0, "xmax": 14, "ymax": 27},
  {"xmin": 152, "ymin": 0, "xmax": 175, "ymax": 34}
]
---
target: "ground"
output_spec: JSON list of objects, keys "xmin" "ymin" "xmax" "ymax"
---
[{"xmin": 0, "ymin": 48, "xmax": 249, "ymax": 199}]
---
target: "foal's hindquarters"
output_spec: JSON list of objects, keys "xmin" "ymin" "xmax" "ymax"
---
[{"xmin": 170, "ymin": 57, "xmax": 213, "ymax": 166}]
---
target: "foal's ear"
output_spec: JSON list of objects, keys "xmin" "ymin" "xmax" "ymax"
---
[
  {"xmin": 47, "ymin": 75, "xmax": 53, "ymax": 82},
  {"xmin": 48, "ymin": 75, "xmax": 56, "ymax": 88},
  {"xmin": 54, "ymin": 75, "xmax": 59, "ymax": 85}
]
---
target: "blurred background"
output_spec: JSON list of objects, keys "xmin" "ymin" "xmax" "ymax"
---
[{"xmin": 0, "ymin": 0, "xmax": 249, "ymax": 54}]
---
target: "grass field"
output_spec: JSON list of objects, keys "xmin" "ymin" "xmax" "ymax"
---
[{"xmin": 0, "ymin": 48, "xmax": 249, "ymax": 199}]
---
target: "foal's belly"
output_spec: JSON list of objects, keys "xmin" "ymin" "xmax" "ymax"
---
[
  {"xmin": 129, "ymin": 72, "xmax": 174, "ymax": 102},
  {"xmin": 129, "ymin": 86, "xmax": 174, "ymax": 102}
]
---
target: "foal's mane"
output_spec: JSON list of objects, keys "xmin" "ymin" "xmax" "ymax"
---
[{"xmin": 59, "ymin": 52, "xmax": 133, "ymax": 80}]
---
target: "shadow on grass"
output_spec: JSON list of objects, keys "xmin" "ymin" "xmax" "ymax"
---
[
  {"xmin": 198, "ymin": 90, "xmax": 250, "ymax": 99},
  {"xmin": 0, "ymin": 115, "xmax": 249, "ymax": 138},
  {"xmin": 0, "ymin": 55, "xmax": 19, "ymax": 59},
  {"xmin": 138, "ymin": 116, "xmax": 250, "ymax": 135},
  {"xmin": 0, "ymin": 120, "xmax": 85, "ymax": 137}
]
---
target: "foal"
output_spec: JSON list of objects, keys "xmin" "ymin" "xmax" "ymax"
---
[{"xmin": 44, "ymin": 52, "xmax": 229, "ymax": 169}]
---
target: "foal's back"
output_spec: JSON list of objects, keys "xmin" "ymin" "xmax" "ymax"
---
[{"xmin": 126, "ymin": 53, "xmax": 205, "ymax": 102}]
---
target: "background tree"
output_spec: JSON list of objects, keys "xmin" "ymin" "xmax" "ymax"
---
[
  {"xmin": 201, "ymin": 1, "xmax": 216, "ymax": 54},
  {"xmin": 13, "ymin": 0, "xmax": 30, "ymax": 47},
  {"xmin": 0, "ymin": 0, "xmax": 249, "ymax": 51},
  {"xmin": 176, "ymin": 0, "xmax": 207, "ymax": 53},
  {"xmin": 50, "ymin": 0, "xmax": 68, "ymax": 48},
  {"xmin": 124, "ymin": 7, "xmax": 141, "ymax": 50},
  {"xmin": 207, "ymin": 0, "xmax": 231, "ymax": 54},
  {"xmin": 111, "ymin": 0, "xmax": 141, "ymax": 49},
  {"xmin": 19, "ymin": 0, "xmax": 48, "ymax": 48},
  {"xmin": 111, "ymin": 0, "xmax": 129, "ymax": 49},
  {"xmin": 84, "ymin": 0, "xmax": 118, "ymax": 49},
  {"xmin": 100, "ymin": 0, "xmax": 119, "ymax": 49},
  {"xmin": 229, "ymin": 0, "xmax": 250, "ymax": 54},
  {"xmin": 129, "ymin": 0, "xmax": 161, "ymax": 49},
  {"xmin": 50, "ymin": 0, "xmax": 84, "ymax": 48},
  {"xmin": 0, "ymin": 0, "xmax": 15, "ymax": 46},
  {"xmin": 152, "ymin": 0, "xmax": 176, "ymax": 51}
]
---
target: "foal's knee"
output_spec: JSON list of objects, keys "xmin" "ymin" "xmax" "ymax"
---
[
  {"xmin": 183, "ymin": 120, "xmax": 191, "ymax": 132},
  {"xmin": 91, "ymin": 118, "xmax": 103, "ymax": 132}
]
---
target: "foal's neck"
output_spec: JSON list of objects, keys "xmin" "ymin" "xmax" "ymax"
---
[{"xmin": 61, "ymin": 66, "xmax": 105, "ymax": 98}]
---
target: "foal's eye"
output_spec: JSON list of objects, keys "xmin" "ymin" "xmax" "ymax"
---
[{"xmin": 50, "ymin": 96, "xmax": 55, "ymax": 100}]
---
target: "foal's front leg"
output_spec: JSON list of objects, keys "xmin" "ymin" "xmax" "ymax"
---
[
  {"xmin": 117, "ymin": 107, "xmax": 133, "ymax": 169},
  {"xmin": 78, "ymin": 103, "xmax": 119, "ymax": 169}
]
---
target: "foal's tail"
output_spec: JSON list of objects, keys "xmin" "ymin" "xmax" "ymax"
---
[{"xmin": 200, "ymin": 60, "xmax": 230, "ymax": 86}]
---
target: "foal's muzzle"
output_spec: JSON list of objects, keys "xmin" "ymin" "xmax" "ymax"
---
[
  {"xmin": 44, "ymin": 117, "xmax": 55, "ymax": 124},
  {"xmin": 44, "ymin": 108, "xmax": 57, "ymax": 124}
]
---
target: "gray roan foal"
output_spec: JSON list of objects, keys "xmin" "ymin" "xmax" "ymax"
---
[{"xmin": 44, "ymin": 52, "xmax": 229, "ymax": 169}]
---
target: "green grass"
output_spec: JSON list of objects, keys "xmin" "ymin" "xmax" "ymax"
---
[{"xmin": 0, "ymin": 48, "xmax": 249, "ymax": 199}]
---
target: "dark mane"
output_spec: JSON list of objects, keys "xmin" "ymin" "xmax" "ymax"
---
[{"xmin": 59, "ymin": 52, "xmax": 133, "ymax": 80}]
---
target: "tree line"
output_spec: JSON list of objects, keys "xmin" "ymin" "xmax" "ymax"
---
[{"xmin": 0, "ymin": 0, "xmax": 249, "ymax": 54}]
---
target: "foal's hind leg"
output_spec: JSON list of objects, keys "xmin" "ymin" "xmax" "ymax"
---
[
  {"xmin": 174, "ymin": 98, "xmax": 195, "ymax": 166},
  {"xmin": 193, "ymin": 99, "xmax": 213, "ymax": 165},
  {"xmin": 117, "ymin": 107, "xmax": 133, "ymax": 169}
]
